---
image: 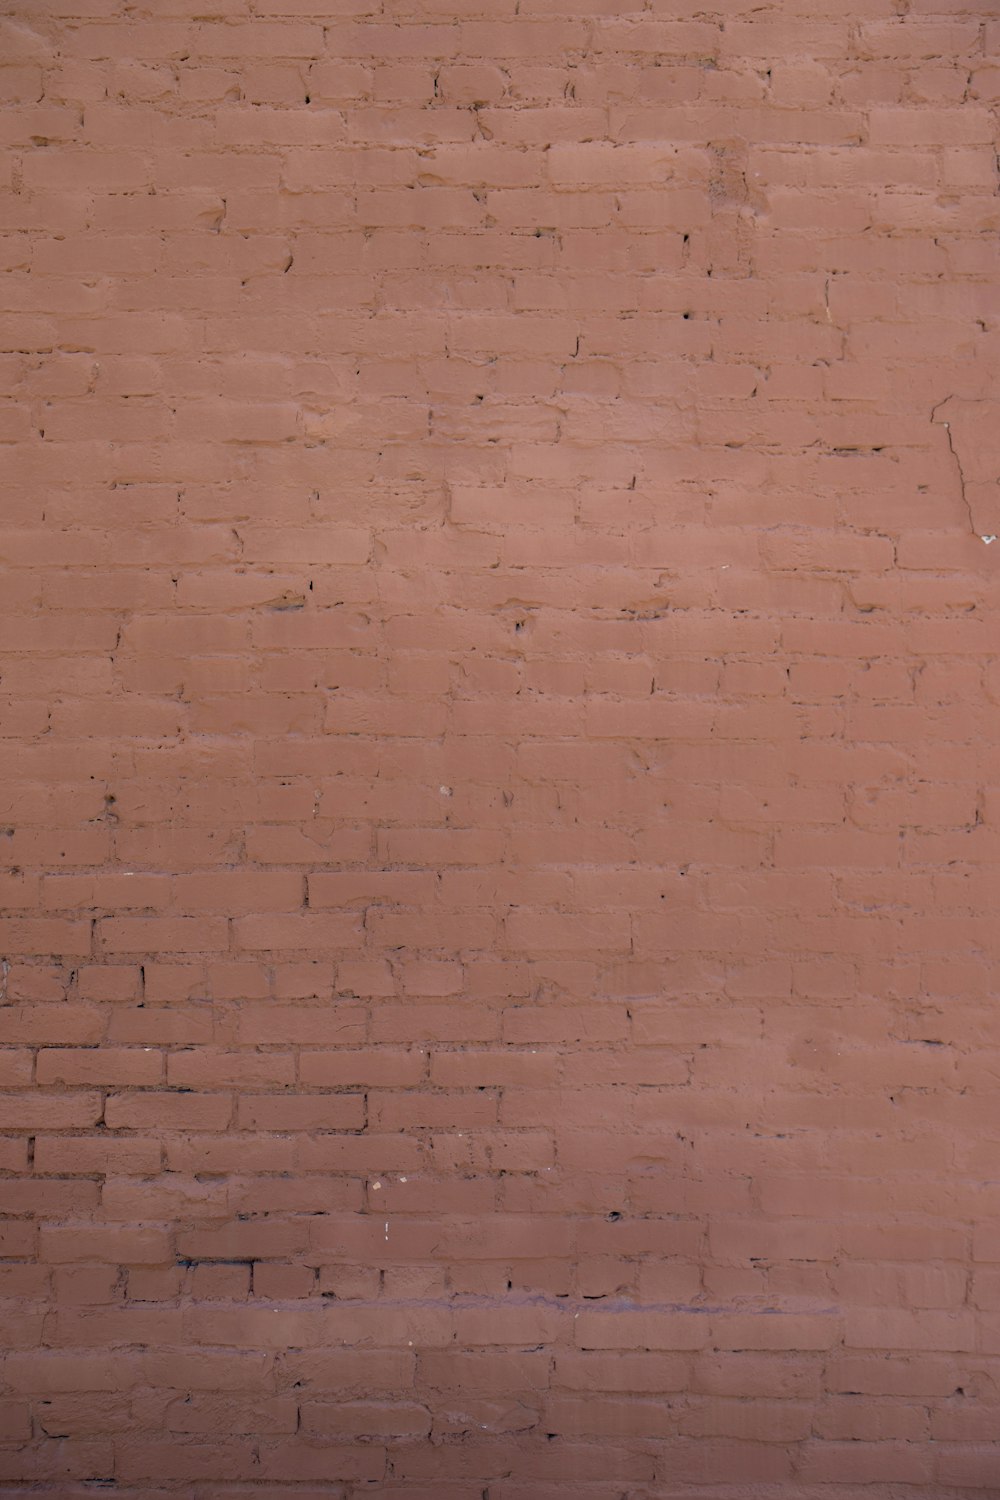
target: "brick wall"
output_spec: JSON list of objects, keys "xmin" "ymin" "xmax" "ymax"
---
[{"xmin": 2, "ymin": 0, "xmax": 999, "ymax": 1493}]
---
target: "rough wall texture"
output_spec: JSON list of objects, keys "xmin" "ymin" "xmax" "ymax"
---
[{"xmin": 2, "ymin": 0, "xmax": 1000, "ymax": 1494}]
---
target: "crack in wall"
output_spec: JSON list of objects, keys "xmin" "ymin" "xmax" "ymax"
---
[
  {"xmin": 932, "ymin": 397, "xmax": 997, "ymax": 543},
  {"xmin": 932, "ymin": 397, "xmax": 976, "ymax": 535}
]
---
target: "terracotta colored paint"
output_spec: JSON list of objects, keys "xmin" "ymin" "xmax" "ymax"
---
[{"xmin": 1, "ymin": 0, "xmax": 999, "ymax": 1493}]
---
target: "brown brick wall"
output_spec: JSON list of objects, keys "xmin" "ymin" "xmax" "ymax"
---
[{"xmin": 2, "ymin": 0, "xmax": 999, "ymax": 1493}]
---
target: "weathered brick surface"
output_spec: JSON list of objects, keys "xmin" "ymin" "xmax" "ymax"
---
[{"xmin": 1, "ymin": 0, "xmax": 999, "ymax": 1492}]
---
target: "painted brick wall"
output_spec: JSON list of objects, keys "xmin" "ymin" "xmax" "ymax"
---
[{"xmin": 1, "ymin": 0, "xmax": 999, "ymax": 1494}]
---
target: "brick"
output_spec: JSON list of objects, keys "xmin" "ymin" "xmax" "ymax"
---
[
  {"xmin": 553, "ymin": 1351, "xmax": 689, "ymax": 1393},
  {"xmin": 300, "ymin": 1401, "xmax": 431, "ymax": 1437},
  {"xmin": 0, "ymin": 1002, "xmax": 109, "ymax": 1045},
  {"xmin": 3, "ymin": 1354, "xmax": 144, "ymax": 1394},
  {"xmin": 845, "ymin": 1309, "xmax": 976, "ymax": 1353},
  {"xmin": 231, "ymin": 913, "xmax": 364, "ymax": 952},
  {"xmin": 36, "ymin": 1048, "xmax": 162, "ymax": 1086},
  {"xmin": 171, "ymin": 871, "xmax": 305, "ymax": 913},
  {"xmin": 278, "ymin": 1349, "xmax": 415, "ymax": 1394},
  {"xmin": 176, "ymin": 1220, "xmax": 308, "ymax": 1261},
  {"xmin": 0, "ymin": 1091, "xmax": 102, "ymax": 1129},
  {"xmin": 256, "ymin": 1442, "xmax": 386, "ymax": 1483},
  {"xmin": 236, "ymin": 1093, "xmax": 365, "ymax": 1130},
  {"xmin": 141, "ymin": 1351, "xmax": 273, "ymax": 1391},
  {"xmin": 454, "ymin": 1305, "xmax": 566, "ymax": 1346},
  {"xmin": 98, "ymin": 918, "xmax": 229, "ymax": 953},
  {"xmin": 299, "ymin": 1048, "xmax": 426, "ymax": 1087},
  {"xmin": 868, "ymin": 106, "xmax": 995, "ymax": 144},
  {"xmin": 39, "ymin": 1225, "xmax": 172, "ymax": 1265},
  {"xmin": 574, "ymin": 1311, "xmax": 709, "ymax": 1352},
  {"xmin": 167, "ymin": 1047, "xmax": 295, "ymax": 1087},
  {"xmin": 32, "ymin": 1136, "xmax": 162, "ymax": 1175},
  {"xmin": 114, "ymin": 1438, "xmax": 259, "ymax": 1483},
  {"xmin": 76, "ymin": 966, "xmax": 141, "ymax": 1002},
  {"xmin": 0, "ymin": 1049, "xmax": 32, "ymax": 1086},
  {"xmin": 0, "ymin": 919, "xmax": 91, "ymax": 956},
  {"xmin": 238, "ymin": 1002, "xmax": 367, "ymax": 1045},
  {"xmin": 798, "ymin": 1438, "xmax": 934, "ymax": 1484},
  {"xmin": 506, "ymin": 909, "xmax": 631, "ymax": 953},
  {"xmin": 103, "ymin": 1091, "xmax": 232, "ymax": 1131}
]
